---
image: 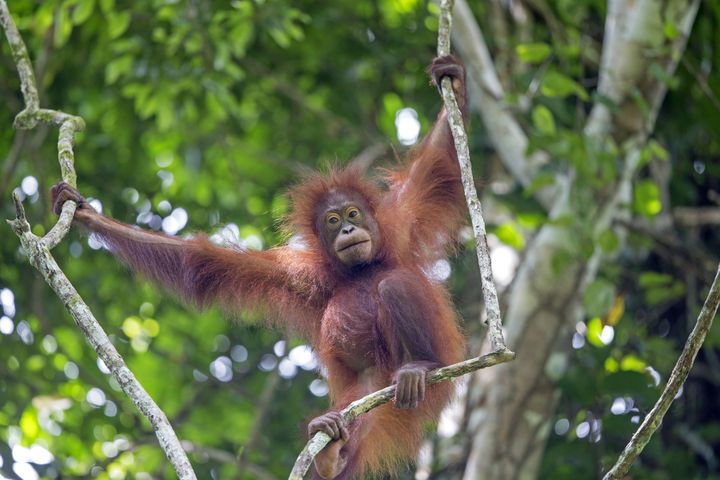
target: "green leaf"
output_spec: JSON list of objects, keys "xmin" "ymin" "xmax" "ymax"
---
[
  {"xmin": 54, "ymin": 6, "xmax": 74, "ymax": 48},
  {"xmin": 34, "ymin": 2, "xmax": 56, "ymax": 33},
  {"xmin": 541, "ymin": 71, "xmax": 589, "ymax": 101},
  {"xmin": 645, "ymin": 282, "xmax": 685, "ymax": 306},
  {"xmin": 633, "ymin": 180, "xmax": 662, "ymax": 217},
  {"xmin": 551, "ymin": 247, "xmax": 574, "ymax": 275},
  {"xmin": 229, "ymin": 21, "xmax": 254, "ymax": 57},
  {"xmin": 598, "ymin": 230, "xmax": 619, "ymax": 253},
  {"xmin": 620, "ymin": 354, "xmax": 646, "ymax": 373},
  {"xmin": 524, "ymin": 172, "xmax": 557, "ymax": 196},
  {"xmin": 122, "ymin": 316, "xmax": 143, "ymax": 338},
  {"xmin": 26, "ymin": 355, "xmax": 46, "ymax": 372},
  {"xmin": 99, "ymin": 0, "xmax": 115, "ymax": 13},
  {"xmin": 639, "ymin": 272, "xmax": 685, "ymax": 306},
  {"xmin": 105, "ymin": 55, "xmax": 133, "ymax": 84},
  {"xmin": 516, "ymin": 43, "xmax": 552, "ymax": 64},
  {"xmin": 532, "ymin": 105, "xmax": 557, "ymax": 135},
  {"xmin": 269, "ymin": 28, "xmax": 291, "ymax": 48},
  {"xmin": 72, "ymin": 0, "xmax": 95, "ymax": 25},
  {"xmin": 516, "ymin": 213, "xmax": 545, "ymax": 229},
  {"xmin": 54, "ymin": 327, "xmax": 84, "ymax": 360},
  {"xmin": 663, "ymin": 21, "xmax": 679, "ymax": 39},
  {"xmin": 20, "ymin": 409, "xmax": 40, "ymax": 443},
  {"xmin": 604, "ymin": 371, "xmax": 654, "ymax": 400},
  {"xmin": 583, "ymin": 278, "xmax": 616, "ymax": 318},
  {"xmin": 495, "ymin": 223, "xmax": 525, "ymax": 250},
  {"xmin": 639, "ymin": 271, "xmax": 673, "ymax": 288},
  {"xmin": 586, "ymin": 317, "xmax": 605, "ymax": 347},
  {"xmin": 649, "ymin": 139, "xmax": 669, "ymax": 161},
  {"xmin": 378, "ymin": 92, "xmax": 403, "ymax": 139},
  {"xmin": 108, "ymin": 11, "xmax": 131, "ymax": 39},
  {"xmin": 604, "ymin": 357, "xmax": 619, "ymax": 373}
]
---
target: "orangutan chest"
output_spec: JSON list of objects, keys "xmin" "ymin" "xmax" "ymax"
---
[{"xmin": 321, "ymin": 282, "xmax": 380, "ymax": 370}]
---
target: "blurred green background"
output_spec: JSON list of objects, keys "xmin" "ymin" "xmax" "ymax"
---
[{"xmin": 1, "ymin": 1, "xmax": 719, "ymax": 479}]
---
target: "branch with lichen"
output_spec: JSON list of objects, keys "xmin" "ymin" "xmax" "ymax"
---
[
  {"xmin": 0, "ymin": 2, "xmax": 197, "ymax": 478},
  {"xmin": 437, "ymin": 0, "xmax": 507, "ymax": 353},
  {"xmin": 288, "ymin": 349, "xmax": 516, "ymax": 479}
]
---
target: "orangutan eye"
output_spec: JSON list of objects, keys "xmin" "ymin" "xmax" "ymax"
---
[
  {"xmin": 326, "ymin": 213, "xmax": 341, "ymax": 227},
  {"xmin": 347, "ymin": 207, "xmax": 361, "ymax": 219}
]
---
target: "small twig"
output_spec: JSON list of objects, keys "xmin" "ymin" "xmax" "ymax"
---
[
  {"xmin": 603, "ymin": 263, "xmax": 720, "ymax": 479},
  {"xmin": 1, "ymin": 2, "xmax": 197, "ymax": 478},
  {"xmin": 488, "ymin": 0, "xmax": 511, "ymax": 87},
  {"xmin": 614, "ymin": 217, "xmax": 717, "ymax": 276},
  {"xmin": 0, "ymin": 130, "xmax": 27, "ymax": 199},
  {"xmin": 438, "ymin": 0, "xmax": 507, "ymax": 352},
  {"xmin": 673, "ymin": 206, "xmax": 720, "ymax": 227},
  {"xmin": 288, "ymin": 349, "xmax": 515, "ymax": 479},
  {"xmin": 674, "ymin": 424, "xmax": 718, "ymax": 470},
  {"xmin": 681, "ymin": 57, "xmax": 720, "ymax": 114},
  {"xmin": 182, "ymin": 441, "xmax": 278, "ymax": 480}
]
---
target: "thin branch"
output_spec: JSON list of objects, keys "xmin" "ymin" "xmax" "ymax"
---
[
  {"xmin": 614, "ymin": 217, "xmax": 717, "ymax": 277},
  {"xmin": 681, "ymin": 56, "xmax": 720, "ymax": 113},
  {"xmin": 674, "ymin": 424, "xmax": 718, "ymax": 470},
  {"xmin": 182, "ymin": 441, "xmax": 278, "ymax": 480},
  {"xmin": 603, "ymin": 262, "xmax": 720, "ymax": 479},
  {"xmin": 237, "ymin": 367, "xmax": 283, "ymax": 473},
  {"xmin": 488, "ymin": 0, "xmax": 511, "ymax": 86},
  {"xmin": 288, "ymin": 349, "xmax": 516, "ymax": 479},
  {"xmin": 0, "ymin": 129, "xmax": 27, "ymax": 199},
  {"xmin": 438, "ymin": 0, "xmax": 507, "ymax": 353},
  {"xmin": 673, "ymin": 206, "xmax": 720, "ymax": 227},
  {"xmin": 1, "ymin": 2, "xmax": 197, "ymax": 478}
]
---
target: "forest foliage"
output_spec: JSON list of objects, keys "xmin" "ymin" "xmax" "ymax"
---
[{"xmin": 1, "ymin": 1, "xmax": 720, "ymax": 479}]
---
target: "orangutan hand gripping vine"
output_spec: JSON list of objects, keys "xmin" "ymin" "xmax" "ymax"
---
[{"xmin": 51, "ymin": 55, "xmax": 468, "ymax": 480}]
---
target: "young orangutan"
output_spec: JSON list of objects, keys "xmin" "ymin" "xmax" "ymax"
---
[{"xmin": 52, "ymin": 55, "xmax": 468, "ymax": 479}]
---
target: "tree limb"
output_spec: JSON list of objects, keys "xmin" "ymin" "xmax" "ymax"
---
[
  {"xmin": 438, "ymin": 0, "xmax": 508, "ymax": 353},
  {"xmin": 0, "ymin": 2, "xmax": 197, "ymax": 478},
  {"xmin": 603, "ymin": 262, "xmax": 720, "ymax": 479},
  {"xmin": 288, "ymin": 349, "xmax": 516, "ymax": 479}
]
